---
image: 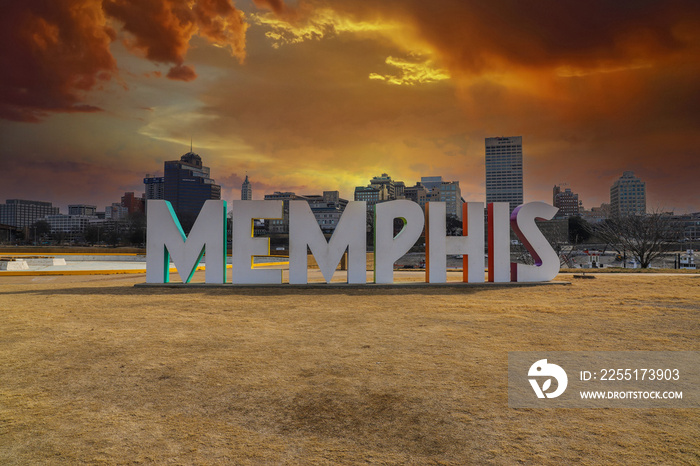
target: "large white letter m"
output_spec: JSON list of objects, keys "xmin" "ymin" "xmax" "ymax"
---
[{"xmin": 146, "ymin": 200, "xmax": 227, "ymax": 284}]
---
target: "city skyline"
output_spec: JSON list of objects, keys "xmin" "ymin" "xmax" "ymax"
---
[
  {"xmin": 0, "ymin": 156, "xmax": 667, "ymax": 216},
  {"xmin": 0, "ymin": 166, "xmax": 647, "ymax": 218},
  {"xmin": 1, "ymin": 1, "xmax": 699, "ymax": 213},
  {"xmin": 0, "ymin": 144, "xmax": 662, "ymax": 221}
]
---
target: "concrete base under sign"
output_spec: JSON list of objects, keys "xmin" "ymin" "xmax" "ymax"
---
[
  {"xmin": 24, "ymin": 258, "xmax": 67, "ymax": 266},
  {"xmin": 0, "ymin": 260, "xmax": 29, "ymax": 270},
  {"xmin": 134, "ymin": 281, "xmax": 570, "ymax": 289}
]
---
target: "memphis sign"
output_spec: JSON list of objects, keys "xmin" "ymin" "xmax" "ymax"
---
[{"xmin": 145, "ymin": 199, "xmax": 560, "ymax": 285}]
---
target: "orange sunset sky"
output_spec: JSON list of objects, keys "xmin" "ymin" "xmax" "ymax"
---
[{"xmin": 1, "ymin": 0, "xmax": 699, "ymax": 213}]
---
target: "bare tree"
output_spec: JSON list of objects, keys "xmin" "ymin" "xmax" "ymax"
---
[
  {"xmin": 594, "ymin": 212, "xmax": 680, "ymax": 268},
  {"xmin": 446, "ymin": 215, "xmax": 462, "ymax": 236},
  {"xmin": 560, "ymin": 216, "xmax": 593, "ymax": 268}
]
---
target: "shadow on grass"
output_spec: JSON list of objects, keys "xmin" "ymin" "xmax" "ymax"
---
[{"xmin": 0, "ymin": 282, "xmax": 553, "ymax": 297}]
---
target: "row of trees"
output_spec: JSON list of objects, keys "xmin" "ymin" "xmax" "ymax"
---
[
  {"xmin": 83, "ymin": 214, "xmax": 147, "ymax": 246},
  {"xmin": 549, "ymin": 212, "xmax": 682, "ymax": 269},
  {"xmin": 360, "ymin": 207, "xmax": 680, "ymax": 269},
  {"xmin": 17, "ymin": 207, "xmax": 681, "ymax": 268},
  {"xmin": 19, "ymin": 213, "xmax": 147, "ymax": 247},
  {"xmin": 593, "ymin": 212, "xmax": 680, "ymax": 268}
]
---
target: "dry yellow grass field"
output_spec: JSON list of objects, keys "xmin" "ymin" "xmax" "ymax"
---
[{"xmin": 1, "ymin": 273, "xmax": 699, "ymax": 464}]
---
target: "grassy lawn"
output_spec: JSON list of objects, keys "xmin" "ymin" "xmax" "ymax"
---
[
  {"xmin": 1, "ymin": 273, "xmax": 698, "ymax": 464},
  {"xmin": 560, "ymin": 268, "xmax": 700, "ymax": 274}
]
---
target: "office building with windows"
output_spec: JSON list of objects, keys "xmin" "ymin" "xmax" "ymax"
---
[
  {"xmin": 354, "ymin": 173, "xmax": 406, "ymax": 212},
  {"xmin": 356, "ymin": 174, "xmax": 463, "ymax": 218},
  {"xmin": 121, "ymin": 192, "xmax": 145, "ymax": 215},
  {"xmin": 144, "ymin": 174, "xmax": 165, "ymax": 200},
  {"xmin": 263, "ymin": 190, "xmax": 348, "ymax": 234},
  {"xmin": 263, "ymin": 192, "xmax": 301, "ymax": 234},
  {"xmin": 44, "ymin": 214, "xmax": 92, "ymax": 234},
  {"xmin": 106, "ymin": 203, "xmax": 129, "ymax": 220},
  {"xmin": 305, "ymin": 191, "xmax": 349, "ymax": 233},
  {"xmin": 369, "ymin": 173, "xmax": 401, "ymax": 200},
  {"xmin": 0, "ymin": 199, "xmax": 59, "ymax": 228},
  {"xmin": 422, "ymin": 177, "xmax": 462, "ymax": 220},
  {"xmin": 610, "ymin": 171, "xmax": 646, "ymax": 217},
  {"xmin": 403, "ymin": 183, "xmax": 428, "ymax": 210},
  {"xmin": 162, "ymin": 151, "xmax": 221, "ymax": 220},
  {"xmin": 68, "ymin": 205, "xmax": 97, "ymax": 217},
  {"xmin": 485, "ymin": 136, "xmax": 523, "ymax": 213},
  {"xmin": 354, "ymin": 186, "xmax": 382, "ymax": 208},
  {"xmin": 419, "ymin": 176, "xmax": 443, "ymax": 192},
  {"xmin": 552, "ymin": 186, "xmax": 582, "ymax": 218}
]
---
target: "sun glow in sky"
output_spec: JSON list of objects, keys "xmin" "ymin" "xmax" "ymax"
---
[{"xmin": 1, "ymin": 0, "xmax": 699, "ymax": 213}]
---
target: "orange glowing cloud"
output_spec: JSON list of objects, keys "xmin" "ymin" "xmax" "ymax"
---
[
  {"xmin": 2, "ymin": 0, "xmax": 699, "ymax": 213},
  {"xmin": 166, "ymin": 64, "xmax": 198, "ymax": 81},
  {"xmin": 104, "ymin": 0, "xmax": 248, "ymax": 70},
  {"xmin": 201, "ymin": 0, "xmax": 700, "ymax": 210}
]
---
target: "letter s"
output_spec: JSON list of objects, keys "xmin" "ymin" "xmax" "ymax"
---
[{"xmin": 510, "ymin": 202, "xmax": 560, "ymax": 282}]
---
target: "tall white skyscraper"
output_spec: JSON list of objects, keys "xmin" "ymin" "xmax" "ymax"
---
[
  {"xmin": 610, "ymin": 171, "xmax": 646, "ymax": 217},
  {"xmin": 485, "ymin": 136, "xmax": 523, "ymax": 213}
]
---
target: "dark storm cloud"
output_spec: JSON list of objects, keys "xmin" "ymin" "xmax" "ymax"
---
[
  {"xmin": 0, "ymin": 1, "xmax": 116, "ymax": 122},
  {"xmin": 0, "ymin": 0, "xmax": 292, "ymax": 122}
]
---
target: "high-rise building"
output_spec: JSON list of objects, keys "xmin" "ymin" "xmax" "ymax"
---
[
  {"xmin": 485, "ymin": 136, "xmax": 523, "ymax": 213},
  {"xmin": 68, "ymin": 204, "xmax": 97, "ymax": 217},
  {"xmin": 44, "ymin": 214, "xmax": 92, "ymax": 235},
  {"xmin": 403, "ymin": 183, "xmax": 428, "ymax": 210},
  {"xmin": 321, "ymin": 190, "xmax": 340, "ymax": 204},
  {"xmin": 552, "ymin": 185, "xmax": 581, "ymax": 218},
  {"xmin": 420, "ymin": 176, "xmax": 443, "ymax": 191},
  {"xmin": 0, "ymin": 199, "xmax": 59, "ymax": 228},
  {"xmin": 121, "ymin": 192, "xmax": 145, "ymax": 215},
  {"xmin": 354, "ymin": 173, "xmax": 405, "ymax": 211},
  {"xmin": 610, "ymin": 171, "xmax": 646, "ymax": 217},
  {"xmin": 354, "ymin": 186, "xmax": 382, "ymax": 208},
  {"xmin": 241, "ymin": 175, "xmax": 252, "ymax": 200},
  {"xmin": 435, "ymin": 180, "xmax": 463, "ymax": 220},
  {"xmin": 263, "ymin": 191, "xmax": 300, "ymax": 233},
  {"xmin": 163, "ymin": 150, "xmax": 221, "ymax": 220},
  {"xmin": 356, "ymin": 174, "xmax": 463, "ymax": 218},
  {"xmin": 420, "ymin": 177, "xmax": 462, "ymax": 219},
  {"xmin": 263, "ymin": 190, "xmax": 349, "ymax": 234},
  {"xmin": 369, "ymin": 173, "xmax": 400, "ymax": 200},
  {"xmin": 106, "ymin": 203, "xmax": 129, "ymax": 220},
  {"xmin": 394, "ymin": 181, "xmax": 405, "ymax": 199},
  {"xmin": 305, "ymin": 191, "xmax": 349, "ymax": 233},
  {"xmin": 144, "ymin": 174, "xmax": 165, "ymax": 200}
]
